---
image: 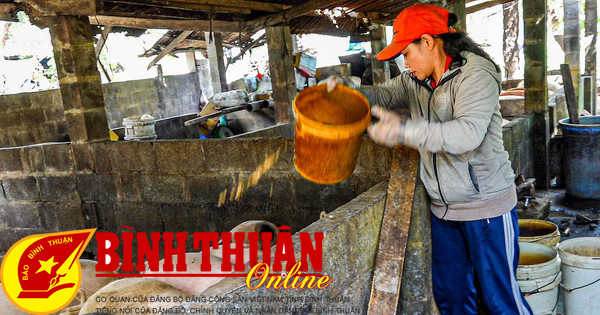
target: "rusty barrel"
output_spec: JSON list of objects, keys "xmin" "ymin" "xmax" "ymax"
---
[{"xmin": 293, "ymin": 84, "xmax": 371, "ymax": 185}]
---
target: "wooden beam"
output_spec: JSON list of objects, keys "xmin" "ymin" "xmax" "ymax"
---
[
  {"xmin": 89, "ymin": 15, "xmax": 243, "ymax": 32},
  {"xmin": 230, "ymin": 33, "xmax": 266, "ymax": 64},
  {"xmin": 466, "ymin": 0, "xmax": 514, "ymax": 14},
  {"xmin": 105, "ymin": 0, "xmax": 252, "ymax": 14},
  {"xmin": 248, "ymin": 0, "xmax": 346, "ymax": 32},
  {"xmin": 0, "ymin": 3, "xmax": 18, "ymax": 21},
  {"xmin": 176, "ymin": 0, "xmax": 289, "ymax": 13},
  {"xmin": 560, "ymin": 64, "xmax": 580, "ymax": 124},
  {"xmin": 147, "ymin": 31, "xmax": 193, "ymax": 70},
  {"xmin": 367, "ymin": 146, "xmax": 419, "ymax": 314},
  {"xmin": 95, "ymin": 25, "xmax": 112, "ymax": 57}
]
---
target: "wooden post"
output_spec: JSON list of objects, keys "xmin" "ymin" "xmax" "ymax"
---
[
  {"xmin": 585, "ymin": 0, "xmax": 597, "ymax": 114},
  {"xmin": 205, "ymin": 32, "xmax": 228, "ymax": 94},
  {"xmin": 266, "ymin": 25, "xmax": 295, "ymax": 124},
  {"xmin": 46, "ymin": 16, "xmax": 109, "ymax": 143},
  {"xmin": 564, "ymin": 0, "xmax": 580, "ymax": 106},
  {"xmin": 524, "ymin": 0, "xmax": 550, "ymax": 188},
  {"xmin": 367, "ymin": 146, "xmax": 419, "ymax": 314},
  {"xmin": 448, "ymin": 0, "xmax": 466, "ymax": 31},
  {"xmin": 370, "ymin": 24, "xmax": 390, "ymax": 86}
]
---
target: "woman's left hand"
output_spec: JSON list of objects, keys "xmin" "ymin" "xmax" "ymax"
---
[{"xmin": 367, "ymin": 106, "xmax": 408, "ymax": 147}]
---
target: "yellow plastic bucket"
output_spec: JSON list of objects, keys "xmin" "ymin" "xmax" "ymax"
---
[
  {"xmin": 293, "ymin": 84, "xmax": 370, "ymax": 185},
  {"xmin": 518, "ymin": 219, "xmax": 561, "ymax": 249}
]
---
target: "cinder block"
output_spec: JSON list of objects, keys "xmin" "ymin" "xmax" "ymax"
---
[
  {"xmin": 90, "ymin": 142, "xmax": 113, "ymax": 172},
  {"xmin": 0, "ymin": 202, "xmax": 40, "ymax": 228},
  {"xmin": 109, "ymin": 142, "xmax": 156, "ymax": 172},
  {"xmin": 81, "ymin": 202, "xmax": 99, "ymax": 228},
  {"xmin": 2, "ymin": 177, "xmax": 39, "ymax": 201},
  {"xmin": 202, "ymin": 139, "xmax": 261, "ymax": 173},
  {"xmin": 186, "ymin": 174, "xmax": 228, "ymax": 204},
  {"xmin": 77, "ymin": 173, "xmax": 117, "ymax": 202},
  {"xmin": 71, "ymin": 143, "xmax": 94, "ymax": 171},
  {"xmin": 38, "ymin": 176, "xmax": 79, "ymax": 202},
  {"xmin": 159, "ymin": 204, "xmax": 207, "ymax": 232},
  {"xmin": 94, "ymin": 202, "xmax": 117, "ymax": 230},
  {"xmin": 81, "ymin": 108, "xmax": 110, "ymax": 142},
  {"xmin": 115, "ymin": 202, "xmax": 164, "ymax": 231},
  {"xmin": 502, "ymin": 125, "xmax": 514, "ymax": 158},
  {"xmin": 23, "ymin": 146, "xmax": 46, "ymax": 173},
  {"xmin": 153, "ymin": 140, "xmax": 205, "ymax": 174},
  {"xmin": 77, "ymin": 81, "xmax": 105, "ymax": 110},
  {"xmin": 0, "ymin": 112, "xmax": 20, "ymax": 129},
  {"xmin": 43, "ymin": 143, "xmax": 74, "ymax": 172},
  {"xmin": 0, "ymin": 227, "xmax": 48, "ymax": 253},
  {"xmin": 41, "ymin": 202, "xmax": 86, "ymax": 231},
  {"xmin": 141, "ymin": 174, "xmax": 184, "ymax": 203}
]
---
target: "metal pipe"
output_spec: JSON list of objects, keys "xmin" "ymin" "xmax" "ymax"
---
[
  {"xmin": 246, "ymin": 99, "xmax": 274, "ymax": 112},
  {"xmin": 184, "ymin": 104, "xmax": 247, "ymax": 126},
  {"xmin": 184, "ymin": 99, "xmax": 274, "ymax": 126}
]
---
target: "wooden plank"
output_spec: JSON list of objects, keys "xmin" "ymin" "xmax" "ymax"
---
[
  {"xmin": 95, "ymin": 25, "xmax": 112, "ymax": 57},
  {"xmin": 466, "ymin": 0, "xmax": 515, "ymax": 14},
  {"xmin": 230, "ymin": 33, "xmax": 266, "ymax": 64},
  {"xmin": 183, "ymin": 0, "xmax": 289, "ymax": 13},
  {"xmin": 105, "ymin": 0, "xmax": 251, "ymax": 14},
  {"xmin": 367, "ymin": 146, "xmax": 419, "ymax": 314},
  {"xmin": 560, "ymin": 63, "xmax": 580, "ymax": 124},
  {"xmin": 147, "ymin": 31, "xmax": 193, "ymax": 70},
  {"xmin": 89, "ymin": 15, "xmax": 242, "ymax": 32}
]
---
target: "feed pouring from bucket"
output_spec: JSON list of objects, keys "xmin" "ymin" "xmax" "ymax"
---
[{"xmin": 293, "ymin": 84, "xmax": 371, "ymax": 185}]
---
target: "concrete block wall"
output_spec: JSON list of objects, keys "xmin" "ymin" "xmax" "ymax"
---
[
  {"xmin": 184, "ymin": 181, "xmax": 389, "ymax": 314},
  {"xmin": 0, "ymin": 72, "xmax": 202, "ymax": 148},
  {"xmin": 502, "ymin": 114, "xmax": 534, "ymax": 178},
  {"xmin": 0, "ymin": 90, "xmax": 68, "ymax": 147},
  {"xmin": 103, "ymin": 72, "xmax": 201, "ymax": 128},
  {"xmin": 196, "ymin": 58, "xmax": 214, "ymax": 99},
  {"xmin": 0, "ymin": 137, "xmax": 392, "ymax": 259}
]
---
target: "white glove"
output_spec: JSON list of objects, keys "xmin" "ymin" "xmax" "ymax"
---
[
  {"xmin": 367, "ymin": 106, "xmax": 408, "ymax": 147},
  {"xmin": 318, "ymin": 75, "xmax": 361, "ymax": 92}
]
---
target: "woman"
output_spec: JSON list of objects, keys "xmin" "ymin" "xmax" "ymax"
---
[{"xmin": 337, "ymin": 4, "xmax": 533, "ymax": 315}]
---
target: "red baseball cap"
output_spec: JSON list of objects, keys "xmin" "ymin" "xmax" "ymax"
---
[{"xmin": 375, "ymin": 4, "xmax": 452, "ymax": 61}]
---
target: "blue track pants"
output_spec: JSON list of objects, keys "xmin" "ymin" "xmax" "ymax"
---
[{"xmin": 431, "ymin": 206, "xmax": 533, "ymax": 315}]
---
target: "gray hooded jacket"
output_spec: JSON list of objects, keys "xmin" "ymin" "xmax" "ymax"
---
[{"xmin": 361, "ymin": 52, "xmax": 516, "ymax": 221}]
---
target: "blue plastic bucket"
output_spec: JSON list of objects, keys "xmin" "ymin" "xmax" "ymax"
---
[{"xmin": 558, "ymin": 116, "xmax": 600, "ymax": 199}]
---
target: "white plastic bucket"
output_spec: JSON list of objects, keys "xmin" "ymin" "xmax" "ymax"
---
[
  {"xmin": 123, "ymin": 115, "xmax": 157, "ymax": 141},
  {"xmin": 558, "ymin": 237, "xmax": 600, "ymax": 314},
  {"xmin": 518, "ymin": 219, "xmax": 561, "ymax": 249},
  {"xmin": 517, "ymin": 242, "xmax": 561, "ymax": 315}
]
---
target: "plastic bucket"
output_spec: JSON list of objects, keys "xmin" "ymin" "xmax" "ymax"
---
[
  {"xmin": 518, "ymin": 219, "xmax": 561, "ymax": 248},
  {"xmin": 558, "ymin": 237, "xmax": 600, "ymax": 314},
  {"xmin": 123, "ymin": 116, "xmax": 157, "ymax": 141},
  {"xmin": 558, "ymin": 116, "xmax": 600, "ymax": 199},
  {"xmin": 517, "ymin": 242, "xmax": 561, "ymax": 315},
  {"xmin": 293, "ymin": 84, "xmax": 370, "ymax": 184}
]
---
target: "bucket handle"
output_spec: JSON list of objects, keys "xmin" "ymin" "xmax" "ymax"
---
[
  {"xmin": 560, "ymin": 277, "xmax": 600, "ymax": 292},
  {"xmin": 522, "ymin": 271, "xmax": 561, "ymax": 296}
]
